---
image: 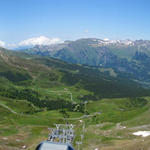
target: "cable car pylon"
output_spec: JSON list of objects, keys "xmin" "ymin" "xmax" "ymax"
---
[{"xmin": 35, "ymin": 124, "xmax": 75, "ymax": 150}]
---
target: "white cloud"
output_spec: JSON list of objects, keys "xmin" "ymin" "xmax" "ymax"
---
[
  {"xmin": 103, "ymin": 38, "xmax": 110, "ymax": 41},
  {"xmin": 18, "ymin": 36, "xmax": 62, "ymax": 47},
  {"xmin": 0, "ymin": 40, "xmax": 5, "ymax": 47}
]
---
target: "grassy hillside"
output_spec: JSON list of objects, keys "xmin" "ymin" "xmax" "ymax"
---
[
  {"xmin": 0, "ymin": 48, "xmax": 149, "ymax": 103},
  {"xmin": 1, "ymin": 96, "xmax": 150, "ymax": 150},
  {"xmin": 1, "ymin": 48, "xmax": 150, "ymax": 149}
]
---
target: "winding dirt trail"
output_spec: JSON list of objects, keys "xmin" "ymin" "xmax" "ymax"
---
[{"xmin": 0, "ymin": 102, "xmax": 17, "ymax": 114}]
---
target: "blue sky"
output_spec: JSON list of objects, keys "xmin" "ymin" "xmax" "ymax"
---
[{"xmin": 0, "ymin": 0, "xmax": 150, "ymax": 47}]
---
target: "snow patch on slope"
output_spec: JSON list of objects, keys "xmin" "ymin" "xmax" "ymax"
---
[{"xmin": 133, "ymin": 131, "xmax": 150, "ymax": 137}]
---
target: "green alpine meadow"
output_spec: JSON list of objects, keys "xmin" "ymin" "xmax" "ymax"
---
[
  {"xmin": 1, "ymin": 46, "xmax": 150, "ymax": 150},
  {"xmin": 1, "ymin": 0, "xmax": 150, "ymax": 149}
]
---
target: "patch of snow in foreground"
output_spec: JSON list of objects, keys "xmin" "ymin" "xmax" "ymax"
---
[{"xmin": 133, "ymin": 131, "xmax": 150, "ymax": 137}]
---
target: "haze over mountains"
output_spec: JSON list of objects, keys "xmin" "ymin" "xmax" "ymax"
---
[{"xmin": 17, "ymin": 38, "xmax": 150, "ymax": 88}]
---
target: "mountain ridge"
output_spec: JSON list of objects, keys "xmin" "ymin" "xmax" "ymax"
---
[{"xmin": 19, "ymin": 38, "xmax": 150, "ymax": 87}]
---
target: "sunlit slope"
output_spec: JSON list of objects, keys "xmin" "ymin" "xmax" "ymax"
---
[
  {"xmin": 1, "ymin": 48, "xmax": 150, "ymax": 149},
  {"xmin": 1, "ymin": 96, "xmax": 150, "ymax": 150}
]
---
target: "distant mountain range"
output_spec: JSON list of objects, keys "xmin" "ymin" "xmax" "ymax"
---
[
  {"xmin": 24, "ymin": 38, "xmax": 150, "ymax": 58},
  {"xmin": 19, "ymin": 38, "xmax": 150, "ymax": 88}
]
